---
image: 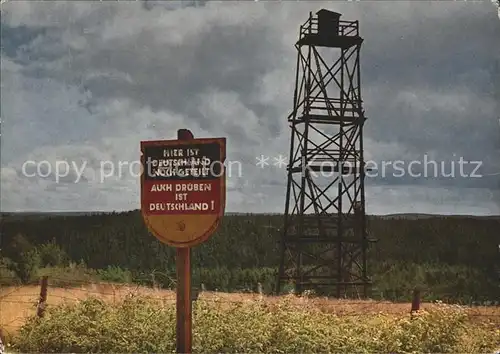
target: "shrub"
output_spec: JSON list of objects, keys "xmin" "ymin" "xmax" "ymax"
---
[
  {"xmin": 37, "ymin": 240, "xmax": 69, "ymax": 268},
  {"xmin": 0, "ymin": 257, "xmax": 18, "ymax": 285},
  {"xmin": 97, "ymin": 266, "xmax": 133, "ymax": 283},
  {"xmin": 12, "ymin": 295, "xmax": 499, "ymax": 353},
  {"xmin": 4, "ymin": 234, "xmax": 40, "ymax": 283}
]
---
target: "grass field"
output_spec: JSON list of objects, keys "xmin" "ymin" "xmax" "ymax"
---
[{"xmin": 2, "ymin": 282, "xmax": 499, "ymax": 339}]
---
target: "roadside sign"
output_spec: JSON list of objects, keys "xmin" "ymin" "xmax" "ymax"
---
[{"xmin": 140, "ymin": 136, "xmax": 226, "ymax": 247}]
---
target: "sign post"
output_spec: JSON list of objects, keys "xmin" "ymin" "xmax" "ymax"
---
[{"xmin": 140, "ymin": 129, "xmax": 226, "ymax": 354}]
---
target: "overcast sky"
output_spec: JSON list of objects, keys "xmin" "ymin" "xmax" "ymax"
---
[{"xmin": 1, "ymin": 1, "xmax": 499, "ymax": 215}]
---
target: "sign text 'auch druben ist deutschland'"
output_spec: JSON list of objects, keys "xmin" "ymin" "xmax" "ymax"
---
[{"xmin": 140, "ymin": 138, "xmax": 226, "ymax": 247}]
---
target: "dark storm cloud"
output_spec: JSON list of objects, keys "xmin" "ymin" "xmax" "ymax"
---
[
  {"xmin": 361, "ymin": 6, "xmax": 499, "ymax": 91},
  {"xmin": 359, "ymin": 7, "xmax": 500, "ymax": 162},
  {"xmin": 8, "ymin": 5, "xmax": 288, "ymax": 140}
]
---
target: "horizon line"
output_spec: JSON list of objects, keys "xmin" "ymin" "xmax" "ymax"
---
[{"xmin": 1, "ymin": 210, "xmax": 499, "ymax": 218}]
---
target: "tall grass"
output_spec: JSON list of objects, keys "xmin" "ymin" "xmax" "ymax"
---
[{"xmin": 12, "ymin": 295, "xmax": 500, "ymax": 353}]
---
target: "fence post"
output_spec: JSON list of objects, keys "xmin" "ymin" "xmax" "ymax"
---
[
  {"xmin": 151, "ymin": 271, "xmax": 157, "ymax": 290},
  {"xmin": 257, "ymin": 282, "xmax": 263, "ymax": 295},
  {"xmin": 0, "ymin": 327, "xmax": 4, "ymax": 353},
  {"xmin": 410, "ymin": 287, "xmax": 420, "ymax": 315},
  {"xmin": 36, "ymin": 276, "xmax": 49, "ymax": 318}
]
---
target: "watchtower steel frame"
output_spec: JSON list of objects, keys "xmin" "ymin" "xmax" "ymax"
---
[{"xmin": 276, "ymin": 10, "xmax": 374, "ymax": 298}]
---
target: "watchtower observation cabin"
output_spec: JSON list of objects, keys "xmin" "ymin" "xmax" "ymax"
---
[{"xmin": 298, "ymin": 10, "xmax": 363, "ymax": 48}]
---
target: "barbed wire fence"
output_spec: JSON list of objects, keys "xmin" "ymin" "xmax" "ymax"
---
[{"xmin": 1, "ymin": 276, "xmax": 499, "ymax": 341}]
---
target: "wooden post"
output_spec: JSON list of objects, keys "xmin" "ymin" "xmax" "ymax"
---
[
  {"xmin": 37, "ymin": 276, "xmax": 48, "ymax": 318},
  {"xmin": 0, "ymin": 327, "xmax": 5, "ymax": 352},
  {"xmin": 411, "ymin": 287, "xmax": 421, "ymax": 314},
  {"xmin": 176, "ymin": 248, "xmax": 191, "ymax": 353},
  {"xmin": 176, "ymin": 128, "xmax": 194, "ymax": 354}
]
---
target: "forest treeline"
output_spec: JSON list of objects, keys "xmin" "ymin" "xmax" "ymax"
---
[{"xmin": 0, "ymin": 212, "xmax": 499, "ymax": 302}]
